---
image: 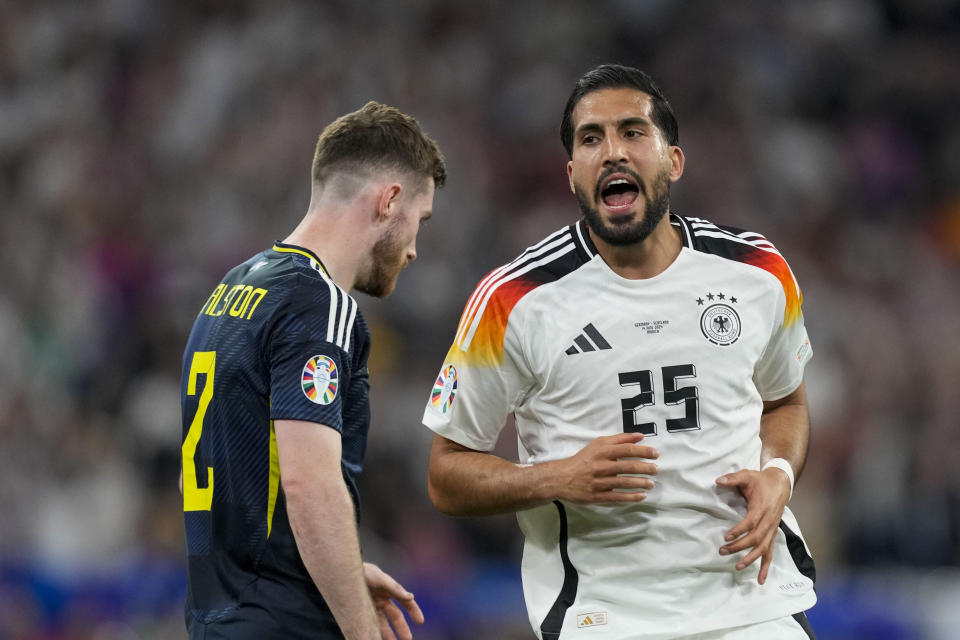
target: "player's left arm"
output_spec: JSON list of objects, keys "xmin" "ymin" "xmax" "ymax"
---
[{"xmin": 715, "ymin": 382, "xmax": 809, "ymax": 584}]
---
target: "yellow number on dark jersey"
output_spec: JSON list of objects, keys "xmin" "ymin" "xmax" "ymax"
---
[{"xmin": 183, "ymin": 351, "xmax": 216, "ymax": 511}]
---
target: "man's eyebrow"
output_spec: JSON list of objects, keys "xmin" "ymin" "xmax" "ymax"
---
[
  {"xmin": 619, "ymin": 116, "xmax": 652, "ymax": 128},
  {"xmin": 575, "ymin": 117, "xmax": 653, "ymax": 137},
  {"xmin": 574, "ymin": 122, "xmax": 603, "ymax": 137}
]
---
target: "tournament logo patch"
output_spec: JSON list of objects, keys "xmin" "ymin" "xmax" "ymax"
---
[
  {"xmin": 301, "ymin": 355, "xmax": 339, "ymax": 405},
  {"xmin": 431, "ymin": 364, "xmax": 458, "ymax": 413},
  {"xmin": 697, "ymin": 291, "xmax": 741, "ymax": 346}
]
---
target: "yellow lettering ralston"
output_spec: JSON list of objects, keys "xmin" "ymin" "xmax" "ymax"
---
[{"xmin": 202, "ymin": 283, "xmax": 268, "ymax": 320}]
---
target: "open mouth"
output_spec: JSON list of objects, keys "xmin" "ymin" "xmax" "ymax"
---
[{"xmin": 599, "ymin": 175, "xmax": 641, "ymax": 212}]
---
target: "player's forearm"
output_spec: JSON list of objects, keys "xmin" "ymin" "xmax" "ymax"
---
[
  {"xmin": 285, "ymin": 476, "xmax": 379, "ymax": 639},
  {"xmin": 428, "ymin": 442, "xmax": 561, "ymax": 516},
  {"xmin": 759, "ymin": 383, "xmax": 809, "ymax": 479}
]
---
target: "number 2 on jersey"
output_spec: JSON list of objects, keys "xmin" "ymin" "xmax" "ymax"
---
[{"xmin": 183, "ymin": 351, "xmax": 215, "ymax": 511}]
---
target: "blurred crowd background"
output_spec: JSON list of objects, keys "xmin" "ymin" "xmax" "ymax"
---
[{"xmin": 1, "ymin": 0, "xmax": 959, "ymax": 638}]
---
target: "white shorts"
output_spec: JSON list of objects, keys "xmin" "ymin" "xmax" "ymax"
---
[{"xmin": 680, "ymin": 613, "xmax": 815, "ymax": 640}]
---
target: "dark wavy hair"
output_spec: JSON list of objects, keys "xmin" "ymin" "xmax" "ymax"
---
[{"xmin": 560, "ymin": 64, "xmax": 679, "ymax": 157}]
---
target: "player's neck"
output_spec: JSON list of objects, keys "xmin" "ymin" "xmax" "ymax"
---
[
  {"xmin": 589, "ymin": 214, "xmax": 682, "ymax": 280},
  {"xmin": 283, "ymin": 216, "xmax": 362, "ymax": 291}
]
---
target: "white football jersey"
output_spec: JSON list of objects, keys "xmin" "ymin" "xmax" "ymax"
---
[{"xmin": 423, "ymin": 214, "xmax": 816, "ymax": 639}]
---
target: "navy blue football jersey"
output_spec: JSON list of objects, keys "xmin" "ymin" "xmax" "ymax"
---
[{"xmin": 180, "ymin": 242, "xmax": 370, "ymax": 639}]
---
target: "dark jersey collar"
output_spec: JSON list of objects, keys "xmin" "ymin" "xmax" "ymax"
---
[{"xmin": 271, "ymin": 241, "xmax": 331, "ymax": 277}]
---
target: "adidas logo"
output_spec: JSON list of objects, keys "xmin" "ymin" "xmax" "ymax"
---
[
  {"xmin": 564, "ymin": 323, "xmax": 612, "ymax": 355},
  {"xmin": 577, "ymin": 611, "xmax": 608, "ymax": 628}
]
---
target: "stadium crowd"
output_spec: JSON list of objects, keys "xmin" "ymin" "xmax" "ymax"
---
[{"xmin": 1, "ymin": 1, "xmax": 958, "ymax": 638}]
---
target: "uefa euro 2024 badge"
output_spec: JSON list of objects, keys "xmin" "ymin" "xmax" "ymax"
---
[
  {"xmin": 301, "ymin": 355, "xmax": 339, "ymax": 405},
  {"xmin": 431, "ymin": 364, "xmax": 458, "ymax": 413},
  {"xmin": 696, "ymin": 291, "xmax": 741, "ymax": 346}
]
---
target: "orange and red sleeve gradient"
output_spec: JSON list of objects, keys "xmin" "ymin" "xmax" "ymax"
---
[
  {"xmin": 448, "ymin": 276, "xmax": 540, "ymax": 369},
  {"xmin": 738, "ymin": 245, "xmax": 803, "ymax": 327}
]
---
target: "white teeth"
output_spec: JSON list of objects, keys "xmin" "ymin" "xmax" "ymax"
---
[{"xmin": 608, "ymin": 179, "xmax": 630, "ymax": 187}]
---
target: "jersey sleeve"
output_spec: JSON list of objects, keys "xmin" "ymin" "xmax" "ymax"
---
[
  {"xmin": 753, "ymin": 263, "xmax": 812, "ymax": 401},
  {"xmin": 423, "ymin": 278, "xmax": 535, "ymax": 451},
  {"xmin": 267, "ymin": 276, "xmax": 351, "ymax": 431}
]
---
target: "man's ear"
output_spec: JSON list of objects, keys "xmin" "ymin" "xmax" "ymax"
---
[
  {"xmin": 668, "ymin": 145, "xmax": 685, "ymax": 183},
  {"xmin": 377, "ymin": 183, "xmax": 403, "ymax": 221}
]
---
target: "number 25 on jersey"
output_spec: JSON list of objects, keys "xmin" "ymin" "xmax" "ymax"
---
[
  {"xmin": 183, "ymin": 351, "xmax": 215, "ymax": 511},
  {"xmin": 619, "ymin": 364, "xmax": 700, "ymax": 436}
]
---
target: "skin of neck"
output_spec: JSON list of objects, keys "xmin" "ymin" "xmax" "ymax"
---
[
  {"xmin": 283, "ymin": 175, "xmax": 383, "ymax": 290},
  {"xmin": 588, "ymin": 212, "xmax": 683, "ymax": 280}
]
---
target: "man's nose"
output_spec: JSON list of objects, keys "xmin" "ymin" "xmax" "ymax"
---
[{"xmin": 602, "ymin": 135, "xmax": 628, "ymax": 166}]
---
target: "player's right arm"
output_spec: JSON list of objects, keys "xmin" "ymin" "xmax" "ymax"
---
[
  {"xmin": 425, "ymin": 265, "xmax": 657, "ymax": 516},
  {"xmin": 427, "ymin": 432, "xmax": 659, "ymax": 517},
  {"xmin": 274, "ymin": 419, "xmax": 380, "ymax": 640}
]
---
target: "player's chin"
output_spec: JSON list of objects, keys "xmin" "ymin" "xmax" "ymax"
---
[
  {"xmin": 383, "ymin": 269, "xmax": 406, "ymax": 297},
  {"xmin": 356, "ymin": 265, "xmax": 404, "ymax": 298},
  {"xmin": 375, "ymin": 273, "xmax": 403, "ymax": 298},
  {"xmin": 370, "ymin": 282, "xmax": 396, "ymax": 298},
  {"xmin": 605, "ymin": 218, "xmax": 642, "ymax": 236},
  {"xmin": 356, "ymin": 278, "xmax": 389, "ymax": 298}
]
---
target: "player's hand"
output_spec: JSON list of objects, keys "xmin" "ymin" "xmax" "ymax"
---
[
  {"xmin": 556, "ymin": 433, "xmax": 659, "ymax": 503},
  {"xmin": 363, "ymin": 562, "xmax": 424, "ymax": 640},
  {"xmin": 715, "ymin": 467, "xmax": 792, "ymax": 584}
]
